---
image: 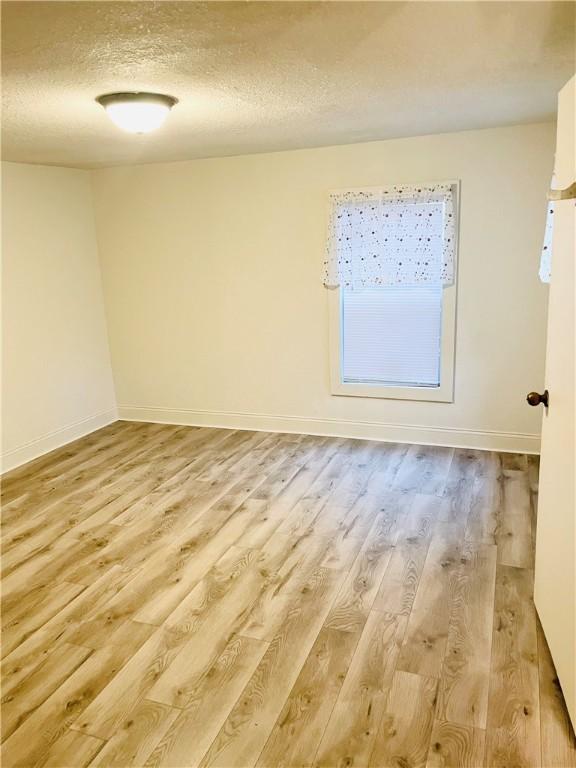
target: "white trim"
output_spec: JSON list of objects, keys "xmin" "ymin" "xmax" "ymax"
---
[
  {"xmin": 118, "ymin": 405, "xmax": 540, "ymax": 454},
  {"xmin": 1, "ymin": 407, "xmax": 118, "ymax": 474}
]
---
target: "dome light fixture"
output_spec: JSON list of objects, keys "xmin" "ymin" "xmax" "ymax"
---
[{"xmin": 96, "ymin": 92, "xmax": 178, "ymax": 134}]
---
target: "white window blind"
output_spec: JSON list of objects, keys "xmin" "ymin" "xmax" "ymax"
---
[{"xmin": 341, "ymin": 284, "xmax": 442, "ymax": 387}]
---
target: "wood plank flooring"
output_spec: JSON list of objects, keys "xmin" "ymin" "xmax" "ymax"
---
[{"xmin": 1, "ymin": 422, "xmax": 575, "ymax": 768}]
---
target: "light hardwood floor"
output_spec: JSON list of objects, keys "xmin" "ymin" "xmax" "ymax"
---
[{"xmin": 1, "ymin": 422, "xmax": 575, "ymax": 768}]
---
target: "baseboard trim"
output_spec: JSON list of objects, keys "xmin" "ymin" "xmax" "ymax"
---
[
  {"xmin": 1, "ymin": 407, "xmax": 118, "ymax": 474},
  {"xmin": 118, "ymin": 405, "xmax": 540, "ymax": 454}
]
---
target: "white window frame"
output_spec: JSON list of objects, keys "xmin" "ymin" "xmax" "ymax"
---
[{"xmin": 328, "ymin": 181, "xmax": 459, "ymax": 403}]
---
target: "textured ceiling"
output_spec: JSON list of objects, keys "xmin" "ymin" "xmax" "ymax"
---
[{"xmin": 1, "ymin": 1, "xmax": 574, "ymax": 169}]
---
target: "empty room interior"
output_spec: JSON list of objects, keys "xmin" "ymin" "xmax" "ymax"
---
[{"xmin": 1, "ymin": 2, "xmax": 576, "ymax": 767}]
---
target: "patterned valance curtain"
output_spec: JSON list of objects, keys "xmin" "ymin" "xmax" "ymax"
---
[
  {"xmin": 323, "ymin": 182, "xmax": 457, "ymax": 289},
  {"xmin": 539, "ymin": 198, "xmax": 553, "ymax": 284},
  {"xmin": 539, "ymin": 172, "xmax": 576, "ymax": 284}
]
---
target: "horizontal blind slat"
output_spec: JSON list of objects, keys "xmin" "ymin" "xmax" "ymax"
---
[{"xmin": 342, "ymin": 285, "xmax": 442, "ymax": 387}]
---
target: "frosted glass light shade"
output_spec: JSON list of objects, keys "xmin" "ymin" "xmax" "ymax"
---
[{"xmin": 96, "ymin": 92, "xmax": 177, "ymax": 134}]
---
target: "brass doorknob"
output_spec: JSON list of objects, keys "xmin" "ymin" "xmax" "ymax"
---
[{"xmin": 527, "ymin": 390, "xmax": 549, "ymax": 407}]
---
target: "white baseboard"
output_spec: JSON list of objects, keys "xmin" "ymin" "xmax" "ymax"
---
[
  {"xmin": 1, "ymin": 407, "xmax": 118, "ymax": 474},
  {"xmin": 118, "ymin": 405, "xmax": 540, "ymax": 454}
]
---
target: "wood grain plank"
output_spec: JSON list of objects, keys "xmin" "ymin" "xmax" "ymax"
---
[
  {"xmin": 1, "ymin": 422, "xmax": 148, "ymax": 511},
  {"xmin": 375, "ymin": 493, "xmax": 442, "ymax": 616},
  {"xmin": 441, "ymin": 449, "xmax": 489, "ymax": 541},
  {"xmin": 237, "ymin": 530, "xmax": 340, "ymax": 643},
  {"xmin": 324, "ymin": 512, "xmax": 397, "ymax": 634},
  {"xmin": 65, "ymin": 507, "xmax": 266, "ymax": 647},
  {"xmin": 496, "ymin": 469, "xmax": 533, "ymax": 569},
  {"xmin": 87, "ymin": 699, "xmax": 180, "ymax": 767},
  {"xmin": 0, "ymin": 420, "xmax": 131, "ymax": 497},
  {"xmin": 1, "ymin": 622, "xmax": 153, "ymax": 768},
  {"xmin": 1, "ymin": 580, "xmax": 86, "ymax": 657},
  {"xmin": 277, "ymin": 441, "xmax": 377, "ymax": 538},
  {"xmin": 76, "ymin": 547, "xmax": 261, "ymax": 736},
  {"xmin": 370, "ymin": 669, "xmax": 438, "ymax": 768},
  {"xmin": 393, "ymin": 445, "xmax": 454, "ymax": 496},
  {"xmin": 1, "ymin": 642, "xmax": 92, "ymax": 740},
  {"xmin": 436, "ymin": 543, "xmax": 497, "ymax": 729},
  {"xmin": 234, "ymin": 439, "xmax": 338, "ymax": 549},
  {"xmin": 397, "ymin": 523, "xmax": 462, "ymax": 678},
  {"xmin": 501, "ymin": 454, "xmax": 528, "ymax": 472},
  {"xmin": 425, "ymin": 720, "xmax": 486, "ymax": 768},
  {"xmin": 1, "ymin": 424, "xmax": 173, "ymax": 537},
  {"xmin": 313, "ymin": 610, "xmax": 407, "ymax": 768},
  {"xmin": 1, "ymin": 424, "xmax": 222, "ymax": 572},
  {"xmin": 527, "ymin": 455, "xmax": 539, "ymax": 564},
  {"xmin": 257, "ymin": 627, "xmax": 360, "ymax": 768},
  {"xmin": 42, "ymin": 730, "xmax": 105, "ymax": 767},
  {"xmin": 1, "ymin": 564, "xmax": 136, "ymax": 695},
  {"xmin": 465, "ymin": 453, "xmax": 502, "ymax": 546},
  {"xmin": 198, "ymin": 566, "xmax": 343, "ymax": 767},
  {"xmin": 146, "ymin": 635, "xmax": 268, "ymax": 767},
  {"xmin": 485, "ymin": 565, "xmax": 541, "ymax": 768}
]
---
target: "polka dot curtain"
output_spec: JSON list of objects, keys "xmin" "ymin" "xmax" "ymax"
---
[
  {"xmin": 539, "ymin": 173, "xmax": 576, "ymax": 284},
  {"xmin": 323, "ymin": 182, "xmax": 457, "ymax": 290},
  {"xmin": 539, "ymin": 200, "xmax": 553, "ymax": 283}
]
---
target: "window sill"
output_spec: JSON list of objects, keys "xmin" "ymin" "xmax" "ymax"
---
[{"xmin": 330, "ymin": 380, "xmax": 454, "ymax": 403}]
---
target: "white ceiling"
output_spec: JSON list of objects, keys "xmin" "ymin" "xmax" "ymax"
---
[{"xmin": 1, "ymin": 1, "xmax": 574, "ymax": 169}]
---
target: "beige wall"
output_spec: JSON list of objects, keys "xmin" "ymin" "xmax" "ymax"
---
[
  {"xmin": 1, "ymin": 162, "xmax": 117, "ymax": 471},
  {"xmin": 92, "ymin": 122, "xmax": 553, "ymax": 453}
]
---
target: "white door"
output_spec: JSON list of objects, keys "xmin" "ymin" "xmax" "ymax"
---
[{"xmin": 533, "ymin": 74, "xmax": 575, "ymax": 730}]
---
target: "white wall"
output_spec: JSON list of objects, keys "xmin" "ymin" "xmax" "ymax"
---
[
  {"xmin": 2, "ymin": 162, "xmax": 117, "ymax": 471},
  {"xmin": 91, "ymin": 123, "xmax": 553, "ymax": 453}
]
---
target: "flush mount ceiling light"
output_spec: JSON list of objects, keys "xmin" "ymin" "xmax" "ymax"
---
[{"xmin": 96, "ymin": 92, "xmax": 178, "ymax": 134}]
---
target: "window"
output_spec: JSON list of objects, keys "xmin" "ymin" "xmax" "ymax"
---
[{"xmin": 327, "ymin": 182, "xmax": 458, "ymax": 402}]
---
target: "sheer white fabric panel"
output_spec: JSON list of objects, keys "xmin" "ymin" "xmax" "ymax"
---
[
  {"xmin": 341, "ymin": 285, "xmax": 442, "ymax": 387},
  {"xmin": 324, "ymin": 182, "xmax": 456, "ymax": 289},
  {"xmin": 539, "ymin": 200, "xmax": 553, "ymax": 283}
]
